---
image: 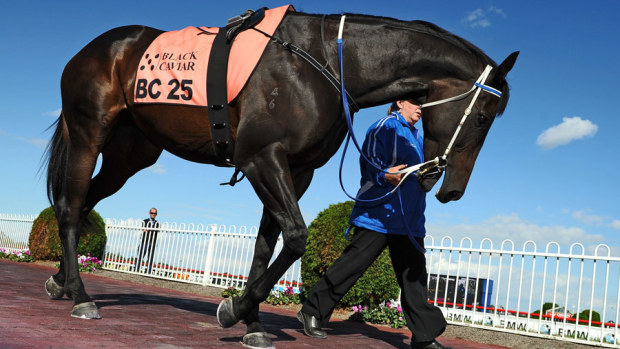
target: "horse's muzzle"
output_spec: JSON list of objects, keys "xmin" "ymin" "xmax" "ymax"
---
[{"xmin": 436, "ymin": 189, "xmax": 463, "ymax": 203}]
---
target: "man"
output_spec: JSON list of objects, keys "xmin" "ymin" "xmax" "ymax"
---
[
  {"xmin": 298, "ymin": 100, "xmax": 451, "ymax": 349},
  {"xmin": 136, "ymin": 207, "xmax": 160, "ymax": 274}
]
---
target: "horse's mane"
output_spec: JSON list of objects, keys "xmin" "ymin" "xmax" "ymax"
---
[{"xmin": 295, "ymin": 12, "xmax": 510, "ymax": 115}]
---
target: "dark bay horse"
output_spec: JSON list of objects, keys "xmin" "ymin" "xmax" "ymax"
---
[{"xmin": 45, "ymin": 9, "xmax": 517, "ymax": 348}]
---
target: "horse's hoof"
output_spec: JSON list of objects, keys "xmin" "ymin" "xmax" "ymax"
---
[
  {"xmin": 216, "ymin": 297, "xmax": 239, "ymax": 328},
  {"xmin": 241, "ymin": 332, "xmax": 275, "ymax": 349},
  {"xmin": 71, "ymin": 302, "xmax": 101, "ymax": 319},
  {"xmin": 45, "ymin": 276, "xmax": 65, "ymax": 299}
]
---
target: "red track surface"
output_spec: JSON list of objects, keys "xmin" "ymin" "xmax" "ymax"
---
[{"xmin": 0, "ymin": 259, "xmax": 508, "ymax": 348}]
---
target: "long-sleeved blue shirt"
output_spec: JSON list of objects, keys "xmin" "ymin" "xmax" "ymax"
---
[{"xmin": 349, "ymin": 111, "xmax": 427, "ymax": 238}]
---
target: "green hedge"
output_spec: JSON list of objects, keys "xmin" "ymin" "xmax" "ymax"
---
[
  {"xmin": 28, "ymin": 207, "xmax": 107, "ymax": 261},
  {"xmin": 301, "ymin": 201, "xmax": 400, "ymax": 308}
]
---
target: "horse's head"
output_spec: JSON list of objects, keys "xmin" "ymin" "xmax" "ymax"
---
[{"xmin": 419, "ymin": 52, "xmax": 519, "ymax": 203}]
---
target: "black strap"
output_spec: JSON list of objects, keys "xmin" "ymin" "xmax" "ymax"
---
[{"xmin": 207, "ymin": 28, "xmax": 235, "ymax": 165}]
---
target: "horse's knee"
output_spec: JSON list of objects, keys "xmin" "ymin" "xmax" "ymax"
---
[{"xmin": 282, "ymin": 230, "xmax": 307, "ymax": 258}]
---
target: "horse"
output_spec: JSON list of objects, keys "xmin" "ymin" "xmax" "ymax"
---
[{"xmin": 44, "ymin": 8, "xmax": 517, "ymax": 348}]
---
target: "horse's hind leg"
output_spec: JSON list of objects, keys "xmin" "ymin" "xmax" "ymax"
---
[
  {"xmin": 53, "ymin": 141, "xmax": 102, "ymax": 318},
  {"xmin": 47, "ymin": 111, "xmax": 162, "ymax": 301},
  {"xmin": 85, "ymin": 111, "xmax": 162, "ymax": 212}
]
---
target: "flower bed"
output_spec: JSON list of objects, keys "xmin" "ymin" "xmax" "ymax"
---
[
  {"xmin": 0, "ymin": 248, "xmax": 34, "ymax": 262},
  {"xmin": 349, "ymin": 300, "xmax": 407, "ymax": 329}
]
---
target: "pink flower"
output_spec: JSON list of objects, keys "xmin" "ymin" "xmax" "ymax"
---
[
  {"xmin": 397, "ymin": 305, "xmax": 402, "ymax": 313},
  {"xmin": 399, "ymin": 316, "xmax": 403, "ymax": 321},
  {"xmin": 386, "ymin": 302, "xmax": 391, "ymax": 308}
]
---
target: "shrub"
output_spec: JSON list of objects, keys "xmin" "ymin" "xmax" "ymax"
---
[
  {"xmin": 28, "ymin": 207, "xmax": 107, "ymax": 261},
  {"xmin": 300, "ymin": 201, "xmax": 400, "ymax": 309},
  {"xmin": 579, "ymin": 309, "xmax": 602, "ymax": 326}
]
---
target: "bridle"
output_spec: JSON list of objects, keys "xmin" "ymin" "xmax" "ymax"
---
[{"xmin": 337, "ymin": 15, "xmax": 503, "ymax": 198}]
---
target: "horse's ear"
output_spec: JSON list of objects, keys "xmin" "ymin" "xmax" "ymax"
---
[{"xmin": 496, "ymin": 51, "xmax": 519, "ymax": 78}]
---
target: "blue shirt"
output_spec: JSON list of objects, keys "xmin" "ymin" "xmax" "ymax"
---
[{"xmin": 349, "ymin": 111, "xmax": 427, "ymax": 238}]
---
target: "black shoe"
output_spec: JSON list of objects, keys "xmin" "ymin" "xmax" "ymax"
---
[
  {"xmin": 411, "ymin": 340, "xmax": 452, "ymax": 349},
  {"xmin": 297, "ymin": 311, "xmax": 327, "ymax": 339}
]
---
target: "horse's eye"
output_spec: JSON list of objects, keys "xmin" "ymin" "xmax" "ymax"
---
[{"xmin": 477, "ymin": 114, "xmax": 489, "ymax": 125}]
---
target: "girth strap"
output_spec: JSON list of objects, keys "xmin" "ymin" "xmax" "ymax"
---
[
  {"xmin": 207, "ymin": 28, "xmax": 235, "ymax": 165},
  {"xmin": 207, "ymin": 8, "xmax": 268, "ymax": 166}
]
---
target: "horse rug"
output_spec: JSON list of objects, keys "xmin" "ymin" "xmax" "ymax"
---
[{"xmin": 134, "ymin": 5, "xmax": 294, "ymax": 106}]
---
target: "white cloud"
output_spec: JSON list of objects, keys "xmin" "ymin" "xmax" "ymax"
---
[
  {"xmin": 42, "ymin": 108, "xmax": 62, "ymax": 117},
  {"xmin": 536, "ymin": 116, "xmax": 598, "ymax": 150},
  {"xmin": 564, "ymin": 209, "xmax": 620, "ymax": 230},
  {"xmin": 15, "ymin": 137, "xmax": 48, "ymax": 149},
  {"xmin": 463, "ymin": 9, "xmax": 490, "ymax": 28},
  {"xmin": 427, "ymin": 213, "xmax": 604, "ymax": 250},
  {"xmin": 488, "ymin": 6, "xmax": 507, "ymax": 18},
  {"xmin": 462, "ymin": 7, "xmax": 505, "ymax": 28},
  {"xmin": 571, "ymin": 210, "xmax": 606, "ymax": 226},
  {"xmin": 148, "ymin": 163, "xmax": 167, "ymax": 174}
]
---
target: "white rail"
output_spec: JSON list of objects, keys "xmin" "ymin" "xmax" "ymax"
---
[
  {"xmin": 102, "ymin": 219, "xmax": 302, "ymax": 292},
  {"xmin": 425, "ymin": 236, "xmax": 620, "ymax": 347},
  {"xmin": 0, "ymin": 214, "xmax": 36, "ymax": 252}
]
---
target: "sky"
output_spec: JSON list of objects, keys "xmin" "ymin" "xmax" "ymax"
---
[{"xmin": 1, "ymin": 1, "xmax": 619, "ymax": 256}]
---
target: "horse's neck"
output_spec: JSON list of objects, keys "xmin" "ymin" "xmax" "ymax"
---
[{"xmin": 318, "ymin": 14, "xmax": 487, "ymax": 108}]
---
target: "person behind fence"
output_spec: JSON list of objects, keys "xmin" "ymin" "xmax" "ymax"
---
[
  {"xmin": 136, "ymin": 208, "xmax": 160, "ymax": 274},
  {"xmin": 297, "ymin": 100, "xmax": 451, "ymax": 349}
]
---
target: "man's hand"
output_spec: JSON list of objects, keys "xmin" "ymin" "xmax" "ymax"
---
[{"xmin": 385, "ymin": 164, "xmax": 407, "ymax": 186}]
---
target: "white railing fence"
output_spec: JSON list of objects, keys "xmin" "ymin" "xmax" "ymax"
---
[
  {"xmin": 0, "ymin": 213, "xmax": 36, "ymax": 252},
  {"xmin": 103, "ymin": 219, "xmax": 302, "ymax": 293},
  {"xmin": 1, "ymin": 213, "xmax": 618, "ymax": 347},
  {"xmin": 425, "ymin": 236, "xmax": 620, "ymax": 347}
]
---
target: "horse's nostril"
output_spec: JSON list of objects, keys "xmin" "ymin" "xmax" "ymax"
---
[
  {"xmin": 448, "ymin": 191, "xmax": 463, "ymax": 201},
  {"xmin": 435, "ymin": 189, "xmax": 463, "ymax": 203}
]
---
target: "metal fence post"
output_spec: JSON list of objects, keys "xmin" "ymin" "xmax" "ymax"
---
[{"xmin": 201, "ymin": 225, "xmax": 217, "ymax": 286}]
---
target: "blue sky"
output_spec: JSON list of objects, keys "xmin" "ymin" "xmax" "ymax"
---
[{"xmin": 1, "ymin": 1, "xmax": 619, "ymax": 256}]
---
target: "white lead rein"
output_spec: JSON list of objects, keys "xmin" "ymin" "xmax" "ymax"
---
[
  {"xmin": 391, "ymin": 65, "xmax": 500, "ymax": 183},
  {"xmin": 337, "ymin": 15, "xmax": 501, "ymax": 191}
]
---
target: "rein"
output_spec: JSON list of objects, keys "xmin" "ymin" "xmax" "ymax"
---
[{"xmin": 336, "ymin": 15, "xmax": 503, "ymax": 201}]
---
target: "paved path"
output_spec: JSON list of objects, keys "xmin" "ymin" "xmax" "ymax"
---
[{"xmin": 0, "ymin": 259, "xmax": 507, "ymax": 348}]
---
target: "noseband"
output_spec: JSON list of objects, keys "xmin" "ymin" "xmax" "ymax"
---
[{"xmin": 337, "ymin": 15, "xmax": 503, "ymax": 199}]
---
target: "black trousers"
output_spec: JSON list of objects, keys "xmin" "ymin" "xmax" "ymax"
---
[
  {"xmin": 301, "ymin": 227, "xmax": 446, "ymax": 343},
  {"xmin": 136, "ymin": 231, "xmax": 158, "ymax": 274}
]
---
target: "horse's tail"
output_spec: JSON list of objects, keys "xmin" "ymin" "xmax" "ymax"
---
[{"xmin": 45, "ymin": 111, "xmax": 69, "ymax": 206}]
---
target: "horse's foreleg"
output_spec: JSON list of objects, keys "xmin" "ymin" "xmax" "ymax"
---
[
  {"xmin": 218, "ymin": 146, "xmax": 313, "ymax": 336},
  {"xmin": 242, "ymin": 209, "xmax": 281, "ymax": 335}
]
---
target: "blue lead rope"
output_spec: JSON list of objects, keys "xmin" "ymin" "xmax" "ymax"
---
[
  {"xmin": 337, "ymin": 37, "xmax": 398, "ymax": 204},
  {"xmin": 338, "ymin": 31, "xmax": 425, "ymax": 254}
]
